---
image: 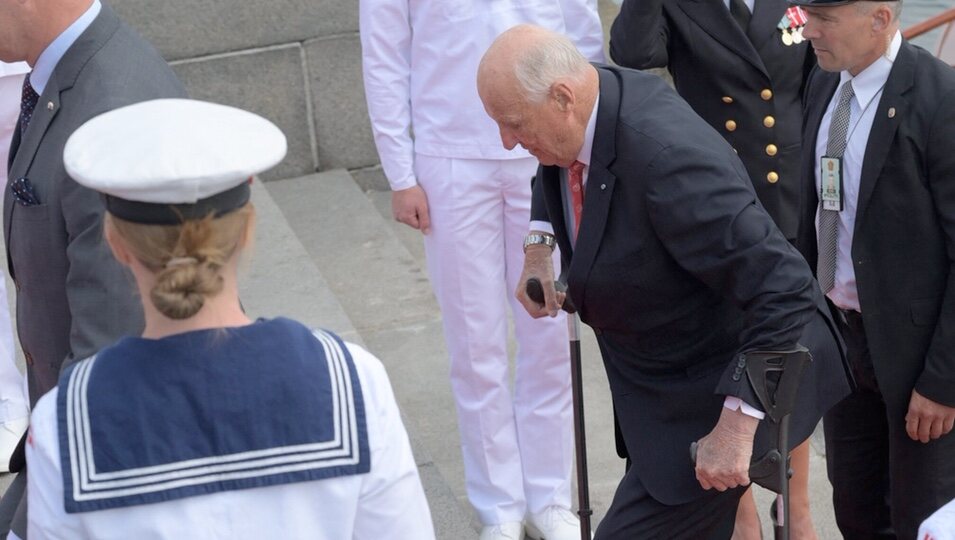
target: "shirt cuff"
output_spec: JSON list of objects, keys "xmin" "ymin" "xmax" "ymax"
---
[
  {"xmin": 723, "ymin": 396, "xmax": 766, "ymax": 420},
  {"xmin": 529, "ymin": 220, "xmax": 554, "ymax": 235}
]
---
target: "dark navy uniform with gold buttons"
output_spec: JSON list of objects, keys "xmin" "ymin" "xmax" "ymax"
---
[{"xmin": 610, "ymin": 0, "xmax": 815, "ymax": 240}]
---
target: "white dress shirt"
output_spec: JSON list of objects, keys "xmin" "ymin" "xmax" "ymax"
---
[
  {"xmin": 815, "ymin": 31, "xmax": 902, "ymax": 313},
  {"xmin": 529, "ymin": 94, "xmax": 599, "ymax": 236},
  {"xmin": 360, "ymin": 0, "xmax": 605, "ymax": 191}
]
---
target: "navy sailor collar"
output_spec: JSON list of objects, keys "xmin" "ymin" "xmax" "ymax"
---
[{"xmin": 57, "ymin": 318, "xmax": 370, "ymax": 513}]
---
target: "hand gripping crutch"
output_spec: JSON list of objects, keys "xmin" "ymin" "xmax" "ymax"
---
[
  {"xmin": 690, "ymin": 347, "xmax": 810, "ymax": 540},
  {"xmin": 526, "ymin": 277, "xmax": 591, "ymax": 540}
]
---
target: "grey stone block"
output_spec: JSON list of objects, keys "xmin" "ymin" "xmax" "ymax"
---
[
  {"xmin": 350, "ymin": 166, "xmax": 390, "ymax": 192},
  {"xmin": 172, "ymin": 46, "xmax": 316, "ymax": 181},
  {"xmin": 242, "ymin": 182, "xmax": 359, "ymax": 344},
  {"xmin": 111, "ymin": 0, "xmax": 358, "ymax": 61},
  {"xmin": 305, "ymin": 36, "xmax": 380, "ymax": 171}
]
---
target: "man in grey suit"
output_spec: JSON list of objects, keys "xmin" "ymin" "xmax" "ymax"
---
[{"xmin": 0, "ymin": 0, "xmax": 185, "ymax": 536}]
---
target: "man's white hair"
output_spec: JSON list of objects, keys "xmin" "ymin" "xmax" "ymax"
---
[{"xmin": 514, "ymin": 33, "xmax": 590, "ymax": 103}]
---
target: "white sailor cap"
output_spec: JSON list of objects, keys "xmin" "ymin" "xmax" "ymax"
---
[{"xmin": 64, "ymin": 98, "xmax": 287, "ymax": 224}]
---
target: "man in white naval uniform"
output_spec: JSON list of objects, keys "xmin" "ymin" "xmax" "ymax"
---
[
  {"xmin": 360, "ymin": 2, "xmax": 604, "ymax": 539},
  {"xmin": 0, "ymin": 61, "xmax": 31, "ymax": 471}
]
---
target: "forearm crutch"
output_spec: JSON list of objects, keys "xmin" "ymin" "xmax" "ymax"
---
[{"xmin": 691, "ymin": 346, "xmax": 810, "ymax": 540}]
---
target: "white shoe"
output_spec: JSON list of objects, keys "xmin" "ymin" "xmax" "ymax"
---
[
  {"xmin": 525, "ymin": 506, "xmax": 580, "ymax": 540},
  {"xmin": 480, "ymin": 521, "xmax": 525, "ymax": 540},
  {"xmin": 0, "ymin": 416, "xmax": 28, "ymax": 473}
]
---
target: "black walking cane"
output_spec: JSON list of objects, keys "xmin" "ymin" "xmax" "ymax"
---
[
  {"xmin": 526, "ymin": 277, "xmax": 592, "ymax": 540},
  {"xmin": 690, "ymin": 347, "xmax": 810, "ymax": 540}
]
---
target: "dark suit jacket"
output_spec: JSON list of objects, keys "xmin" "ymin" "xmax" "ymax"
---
[
  {"xmin": 532, "ymin": 66, "xmax": 850, "ymax": 505},
  {"xmin": 4, "ymin": 3, "xmax": 186, "ymax": 404},
  {"xmin": 796, "ymin": 41, "xmax": 955, "ymax": 415},
  {"xmin": 610, "ymin": 0, "xmax": 815, "ymax": 239}
]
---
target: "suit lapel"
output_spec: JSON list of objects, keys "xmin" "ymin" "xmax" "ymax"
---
[
  {"xmin": 678, "ymin": 0, "xmax": 768, "ymax": 78},
  {"xmin": 566, "ymin": 68, "xmax": 620, "ymax": 310},
  {"xmin": 8, "ymin": 85, "xmax": 61, "ymax": 183},
  {"xmin": 4, "ymin": 5, "xmax": 118, "ymax": 246},
  {"xmin": 747, "ymin": 0, "xmax": 786, "ymax": 52},
  {"xmin": 854, "ymin": 42, "xmax": 915, "ymax": 232}
]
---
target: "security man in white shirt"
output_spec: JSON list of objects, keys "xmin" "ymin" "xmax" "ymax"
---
[
  {"xmin": 795, "ymin": 1, "xmax": 955, "ymax": 537},
  {"xmin": 359, "ymin": 2, "xmax": 604, "ymax": 539}
]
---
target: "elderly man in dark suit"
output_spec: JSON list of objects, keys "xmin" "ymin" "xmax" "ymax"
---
[
  {"xmin": 794, "ymin": 0, "xmax": 955, "ymax": 537},
  {"xmin": 477, "ymin": 25, "xmax": 851, "ymax": 537},
  {"xmin": 610, "ymin": 3, "xmax": 820, "ymax": 531},
  {"xmin": 0, "ymin": 0, "xmax": 185, "ymax": 536}
]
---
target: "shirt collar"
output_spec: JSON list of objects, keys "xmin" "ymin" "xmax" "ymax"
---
[
  {"xmin": 0, "ymin": 62, "xmax": 30, "ymax": 78},
  {"xmin": 576, "ymin": 94, "xmax": 599, "ymax": 167},
  {"xmin": 839, "ymin": 30, "xmax": 901, "ymax": 111},
  {"xmin": 29, "ymin": 0, "xmax": 101, "ymax": 95}
]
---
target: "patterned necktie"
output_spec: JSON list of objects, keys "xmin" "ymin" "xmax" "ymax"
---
[
  {"xmin": 730, "ymin": 0, "xmax": 752, "ymax": 32},
  {"xmin": 817, "ymin": 80, "xmax": 855, "ymax": 294},
  {"xmin": 569, "ymin": 161, "xmax": 586, "ymax": 242},
  {"xmin": 19, "ymin": 75, "xmax": 39, "ymax": 139}
]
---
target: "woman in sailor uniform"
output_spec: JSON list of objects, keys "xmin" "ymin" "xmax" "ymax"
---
[{"xmin": 24, "ymin": 99, "xmax": 435, "ymax": 540}]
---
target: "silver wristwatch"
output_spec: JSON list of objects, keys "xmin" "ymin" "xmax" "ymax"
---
[{"xmin": 523, "ymin": 232, "xmax": 556, "ymax": 253}]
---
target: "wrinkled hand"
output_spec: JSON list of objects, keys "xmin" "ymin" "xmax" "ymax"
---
[
  {"xmin": 694, "ymin": 407, "xmax": 759, "ymax": 491},
  {"xmin": 905, "ymin": 390, "xmax": 955, "ymax": 443},
  {"xmin": 515, "ymin": 241, "xmax": 564, "ymax": 318},
  {"xmin": 391, "ymin": 185, "xmax": 431, "ymax": 234}
]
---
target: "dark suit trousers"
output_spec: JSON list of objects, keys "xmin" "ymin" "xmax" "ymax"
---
[
  {"xmin": 824, "ymin": 309, "xmax": 955, "ymax": 539},
  {"xmin": 595, "ymin": 467, "xmax": 741, "ymax": 539}
]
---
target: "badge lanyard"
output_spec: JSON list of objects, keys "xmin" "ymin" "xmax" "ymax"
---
[{"xmin": 820, "ymin": 81, "xmax": 887, "ymax": 212}]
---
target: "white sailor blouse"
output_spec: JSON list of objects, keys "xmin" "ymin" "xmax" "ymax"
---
[{"xmin": 26, "ymin": 318, "xmax": 434, "ymax": 539}]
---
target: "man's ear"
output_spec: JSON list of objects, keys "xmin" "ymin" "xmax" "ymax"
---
[
  {"xmin": 550, "ymin": 81, "xmax": 576, "ymax": 112},
  {"xmin": 871, "ymin": 4, "xmax": 892, "ymax": 31}
]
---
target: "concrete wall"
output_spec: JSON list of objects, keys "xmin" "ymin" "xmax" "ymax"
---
[{"xmin": 112, "ymin": 0, "xmax": 378, "ymax": 183}]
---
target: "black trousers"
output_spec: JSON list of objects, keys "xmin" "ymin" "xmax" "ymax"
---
[
  {"xmin": 824, "ymin": 308, "xmax": 955, "ymax": 539},
  {"xmin": 595, "ymin": 465, "xmax": 742, "ymax": 539}
]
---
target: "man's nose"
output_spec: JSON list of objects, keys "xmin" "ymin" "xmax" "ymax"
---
[
  {"xmin": 500, "ymin": 129, "xmax": 519, "ymax": 150},
  {"xmin": 802, "ymin": 20, "xmax": 819, "ymax": 40}
]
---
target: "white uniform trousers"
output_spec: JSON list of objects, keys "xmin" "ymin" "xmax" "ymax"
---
[
  {"xmin": 0, "ymin": 70, "xmax": 29, "ymax": 425},
  {"xmin": 415, "ymin": 154, "xmax": 574, "ymax": 525}
]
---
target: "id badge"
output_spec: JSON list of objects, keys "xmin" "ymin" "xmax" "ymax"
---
[{"xmin": 820, "ymin": 156, "xmax": 843, "ymax": 211}]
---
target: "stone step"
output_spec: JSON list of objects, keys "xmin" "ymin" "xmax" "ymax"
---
[
  {"xmin": 264, "ymin": 170, "xmax": 478, "ymax": 539},
  {"xmin": 243, "ymin": 180, "xmax": 357, "ymax": 343}
]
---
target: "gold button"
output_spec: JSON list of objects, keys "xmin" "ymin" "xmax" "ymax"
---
[
  {"xmin": 722, "ymin": 96, "xmax": 734, "ymax": 104},
  {"xmin": 761, "ymin": 89, "xmax": 773, "ymax": 101},
  {"xmin": 766, "ymin": 144, "xmax": 778, "ymax": 156},
  {"xmin": 763, "ymin": 116, "xmax": 775, "ymax": 128},
  {"xmin": 767, "ymin": 171, "xmax": 779, "ymax": 183},
  {"xmin": 725, "ymin": 120, "xmax": 737, "ymax": 132}
]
